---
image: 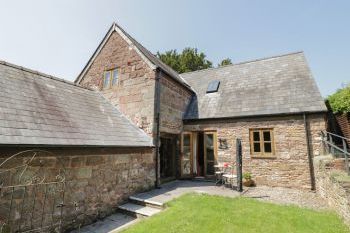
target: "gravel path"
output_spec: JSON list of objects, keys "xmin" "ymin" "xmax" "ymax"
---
[{"xmin": 241, "ymin": 186, "xmax": 328, "ymax": 210}]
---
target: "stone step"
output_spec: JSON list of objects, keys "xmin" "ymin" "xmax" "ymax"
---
[
  {"xmin": 118, "ymin": 203, "xmax": 162, "ymax": 218},
  {"xmin": 128, "ymin": 196, "xmax": 164, "ymax": 209}
]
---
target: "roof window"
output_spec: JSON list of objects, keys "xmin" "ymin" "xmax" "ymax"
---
[{"xmin": 206, "ymin": 80, "xmax": 220, "ymax": 93}]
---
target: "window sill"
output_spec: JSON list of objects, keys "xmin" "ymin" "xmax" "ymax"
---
[{"xmin": 250, "ymin": 155, "xmax": 276, "ymax": 159}]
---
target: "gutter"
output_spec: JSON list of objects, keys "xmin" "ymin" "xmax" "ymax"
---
[
  {"xmin": 183, "ymin": 111, "xmax": 328, "ymax": 123},
  {"xmin": 154, "ymin": 69, "xmax": 162, "ymax": 188},
  {"xmin": 303, "ymin": 113, "xmax": 316, "ymax": 191}
]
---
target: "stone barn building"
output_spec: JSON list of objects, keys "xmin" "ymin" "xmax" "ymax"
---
[
  {"xmin": 0, "ymin": 22, "xmax": 327, "ymax": 231},
  {"xmin": 76, "ymin": 23, "xmax": 327, "ymax": 189}
]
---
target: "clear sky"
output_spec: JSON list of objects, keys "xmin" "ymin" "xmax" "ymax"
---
[{"xmin": 0, "ymin": 0, "xmax": 349, "ymax": 97}]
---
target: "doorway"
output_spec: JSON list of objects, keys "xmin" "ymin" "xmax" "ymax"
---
[
  {"xmin": 160, "ymin": 136, "xmax": 176, "ymax": 181},
  {"xmin": 180, "ymin": 131, "xmax": 217, "ymax": 178}
]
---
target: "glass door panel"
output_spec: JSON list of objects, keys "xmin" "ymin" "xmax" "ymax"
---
[
  {"xmin": 204, "ymin": 132, "xmax": 217, "ymax": 176},
  {"xmin": 181, "ymin": 133, "xmax": 192, "ymax": 177}
]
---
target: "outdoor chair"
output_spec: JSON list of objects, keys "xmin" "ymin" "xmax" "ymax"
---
[
  {"xmin": 214, "ymin": 162, "xmax": 231, "ymax": 185},
  {"xmin": 222, "ymin": 163, "xmax": 237, "ymax": 189}
]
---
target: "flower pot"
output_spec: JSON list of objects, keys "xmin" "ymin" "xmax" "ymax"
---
[{"xmin": 243, "ymin": 179, "xmax": 255, "ymax": 187}]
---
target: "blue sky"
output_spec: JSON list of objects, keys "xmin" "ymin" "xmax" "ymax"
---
[{"xmin": 0, "ymin": 0, "xmax": 349, "ymax": 97}]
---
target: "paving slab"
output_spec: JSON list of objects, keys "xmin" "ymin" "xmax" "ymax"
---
[
  {"xmin": 118, "ymin": 203, "xmax": 162, "ymax": 217},
  {"xmin": 129, "ymin": 180, "xmax": 240, "ymax": 205},
  {"xmin": 70, "ymin": 213, "xmax": 137, "ymax": 233}
]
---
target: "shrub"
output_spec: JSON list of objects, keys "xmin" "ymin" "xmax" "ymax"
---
[
  {"xmin": 327, "ymin": 84, "xmax": 350, "ymax": 113},
  {"xmin": 243, "ymin": 172, "xmax": 252, "ymax": 180}
]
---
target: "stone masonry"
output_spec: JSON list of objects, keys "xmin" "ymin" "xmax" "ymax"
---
[
  {"xmin": 0, "ymin": 147, "xmax": 155, "ymax": 231},
  {"xmin": 79, "ymin": 31, "xmax": 156, "ymax": 136},
  {"xmin": 159, "ymin": 73, "xmax": 192, "ymax": 135},
  {"xmin": 184, "ymin": 113, "xmax": 326, "ymax": 189},
  {"xmin": 314, "ymin": 156, "xmax": 350, "ymax": 226}
]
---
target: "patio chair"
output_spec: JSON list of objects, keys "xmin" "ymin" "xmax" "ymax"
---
[
  {"xmin": 214, "ymin": 163, "xmax": 231, "ymax": 186},
  {"xmin": 222, "ymin": 163, "xmax": 237, "ymax": 189}
]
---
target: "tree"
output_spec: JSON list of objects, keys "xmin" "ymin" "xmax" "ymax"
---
[
  {"xmin": 327, "ymin": 83, "xmax": 350, "ymax": 113},
  {"xmin": 156, "ymin": 50, "xmax": 181, "ymax": 73},
  {"xmin": 157, "ymin": 47, "xmax": 212, "ymax": 73},
  {"xmin": 218, "ymin": 58, "xmax": 232, "ymax": 67}
]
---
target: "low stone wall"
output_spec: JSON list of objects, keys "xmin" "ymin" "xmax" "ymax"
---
[
  {"xmin": 314, "ymin": 155, "xmax": 350, "ymax": 226},
  {"xmin": 0, "ymin": 147, "xmax": 155, "ymax": 232}
]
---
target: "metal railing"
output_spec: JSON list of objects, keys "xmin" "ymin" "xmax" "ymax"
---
[{"xmin": 321, "ymin": 131, "xmax": 350, "ymax": 174}]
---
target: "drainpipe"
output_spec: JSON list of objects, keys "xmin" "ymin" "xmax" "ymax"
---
[
  {"xmin": 154, "ymin": 69, "xmax": 161, "ymax": 188},
  {"xmin": 303, "ymin": 113, "xmax": 316, "ymax": 190}
]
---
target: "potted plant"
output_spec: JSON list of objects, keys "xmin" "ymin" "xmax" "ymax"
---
[{"xmin": 243, "ymin": 172, "xmax": 255, "ymax": 187}]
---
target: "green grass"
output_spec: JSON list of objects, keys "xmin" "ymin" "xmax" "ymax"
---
[{"xmin": 122, "ymin": 194, "xmax": 349, "ymax": 233}]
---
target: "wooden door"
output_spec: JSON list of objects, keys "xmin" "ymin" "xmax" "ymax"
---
[
  {"xmin": 181, "ymin": 132, "xmax": 193, "ymax": 178},
  {"xmin": 204, "ymin": 132, "xmax": 217, "ymax": 176}
]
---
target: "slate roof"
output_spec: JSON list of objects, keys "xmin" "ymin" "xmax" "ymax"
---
[
  {"xmin": 181, "ymin": 52, "xmax": 327, "ymax": 120},
  {"xmin": 76, "ymin": 22, "xmax": 194, "ymax": 93},
  {"xmin": 0, "ymin": 61, "xmax": 152, "ymax": 147}
]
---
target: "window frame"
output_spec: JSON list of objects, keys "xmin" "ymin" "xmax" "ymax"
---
[
  {"xmin": 102, "ymin": 68, "xmax": 119, "ymax": 89},
  {"xmin": 249, "ymin": 128, "xmax": 275, "ymax": 158}
]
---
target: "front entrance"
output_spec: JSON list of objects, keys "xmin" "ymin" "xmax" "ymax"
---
[
  {"xmin": 180, "ymin": 131, "xmax": 217, "ymax": 178},
  {"xmin": 160, "ymin": 135, "xmax": 176, "ymax": 182}
]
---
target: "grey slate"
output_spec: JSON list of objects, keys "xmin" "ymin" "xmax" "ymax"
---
[
  {"xmin": 181, "ymin": 52, "xmax": 327, "ymax": 120},
  {"xmin": 0, "ymin": 61, "xmax": 152, "ymax": 147}
]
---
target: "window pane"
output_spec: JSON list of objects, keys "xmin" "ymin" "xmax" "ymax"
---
[
  {"xmin": 253, "ymin": 131, "xmax": 260, "ymax": 141},
  {"xmin": 183, "ymin": 135, "xmax": 190, "ymax": 147},
  {"xmin": 264, "ymin": 143, "xmax": 272, "ymax": 153},
  {"xmin": 253, "ymin": 143, "xmax": 261, "ymax": 152},
  {"xmin": 104, "ymin": 71, "xmax": 110, "ymax": 88},
  {"xmin": 205, "ymin": 134, "xmax": 214, "ymax": 160},
  {"xmin": 206, "ymin": 161, "xmax": 215, "ymax": 175},
  {"xmin": 112, "ymin": 69, "xmax": 118, "ymax": 85},
  {"xmin": 263, "ymin": 131, "xmax": 271, "ymax": 141},
  {"xmin": 182, "ymin": 160, "xmax": 191, "ymax": 175}
]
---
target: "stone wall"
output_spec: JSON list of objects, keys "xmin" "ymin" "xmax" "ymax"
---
[
  {"xmin": 314, "ymin": 156, "xmax": 350, "ymax": 226},
  {"xmin": 184, "ymin": 113, "xmax": 326, "ymax": 189},
  {"xmin": 78, "ymin": 31, "xmax": 156, "ymax": 135},
  {"xmin": 0, "ymin": 147, "xmax": 155, "ymax": 231},
  {"xmin": 159, "ymin": 73, "xmax": 192, "ymax": 134}
]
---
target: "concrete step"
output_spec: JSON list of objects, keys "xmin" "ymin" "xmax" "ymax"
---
[
  {"xmin": 128, "ymin": 196, "xmax": 164, "ymax": 209},
  {"xmin": 118, "ymin": 203, "xmax": 162, "ymax": 218}
]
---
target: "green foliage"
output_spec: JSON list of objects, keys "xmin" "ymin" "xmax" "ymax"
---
[
  {"xmin": 122, "ymin": 194, "xmax": 349, "ymax": 233},
  {"xmin": 330, "ymin": 170, "xmax": 350, "ymax": 183},
  {"xmin": 218, "ymin": 58, "xmax": 232, "ymax": 67},
  {"xmin": 327, "ymin": 84, "xmax": 350, "ymax": 113},
  {"xmin": 157, "ymin": 47, "xmax": 212, "ymax": 73},
  {"xmin": 243, "ymin": 172, "xmax": 252, "ymax": 180}
]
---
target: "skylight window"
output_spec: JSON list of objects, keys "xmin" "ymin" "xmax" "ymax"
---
[{"xmin": 206, "ymin": 80, "xmax": 220, "ymax": 93}]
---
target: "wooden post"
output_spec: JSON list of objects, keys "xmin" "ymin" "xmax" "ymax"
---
[
  {"xmin": 343, "ymin": 138, "xmax": 350, "ymax": 175},
  {"xmin": 330, "ymin": 134, "xmax": 335, "ymax": 155}
]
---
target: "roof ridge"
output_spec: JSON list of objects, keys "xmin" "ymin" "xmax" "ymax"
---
[
  {"xmin": 180, "ymin": 51, "xmax": 304, "ymax": 76},
  {"xmin": 75, "ymin": 21, "xmax": 195, "ymax": 93},
  {"xmin": 0, "ymin": 60, "xmax": 93, "ymax": 91}
]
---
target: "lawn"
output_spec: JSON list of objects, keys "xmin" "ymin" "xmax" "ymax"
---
[{"xmin": 122, "ymin": 193, "xmax": 349, "ymax": 233}]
